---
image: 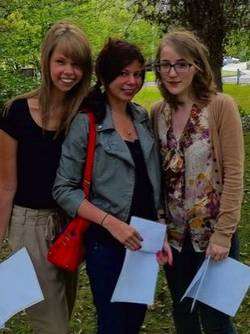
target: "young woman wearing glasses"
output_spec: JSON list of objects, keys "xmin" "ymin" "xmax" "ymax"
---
[{"xmin": 151, "ymin": 30, "xmax": 244, "ymax": 334}]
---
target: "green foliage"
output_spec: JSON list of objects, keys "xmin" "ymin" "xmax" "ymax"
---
[
  {"xmin": 0, "ymin": 0, "xmax": 162, "ymax": 105},
  {"xmin": 225, "ymin": 29, "xmax": 250, "ymax": 61},
  {"xmin": 0, "ymin": 68, "xmax": 39, "ymax": 113}
]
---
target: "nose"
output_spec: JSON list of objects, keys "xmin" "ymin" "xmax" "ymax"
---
[
  {"xmin": 63, "ymin": 63, "xmax": 74, "ymax": 74},
  {"xmin": 127, "ymin": 74, "xmax": 138, "ymax": 85},
  {"xmin": 168, "ymin": 66, "xmax": 178, "ymax": 77}
]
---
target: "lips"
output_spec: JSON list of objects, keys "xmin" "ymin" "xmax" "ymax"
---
[
  {"xmin": 167, "ymin": 81, "xmax": 181, "ymax": 86},
  {"xmin": 121, "ymin": 87, "xmax": 137, "ymax": 96}
]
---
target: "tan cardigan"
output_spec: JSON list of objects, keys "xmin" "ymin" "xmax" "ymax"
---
[{"xmin": 151, "ymin": 93, "xmax": 244, "ymax": 249}]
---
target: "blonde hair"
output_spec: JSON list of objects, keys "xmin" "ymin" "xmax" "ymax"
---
[
  {"xmin": 5, "ymin": 21, "xmax": 92, "ymax": 133},
  {"xmin": 155, "ymin": 29, "xmax": 217, "ymax": 108}
]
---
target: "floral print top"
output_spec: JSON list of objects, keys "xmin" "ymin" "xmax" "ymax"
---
[{"xmin": 158, "ymin": 103, "xmax": 222, "ymax": 252}]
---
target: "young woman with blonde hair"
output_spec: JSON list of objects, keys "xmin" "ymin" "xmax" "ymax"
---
[
  {"xmin": 152, "ymin": 30, "xmax": 244, "ymax": 334},
  {"xmin": 0, "ymin": 21, "xmax": 92, "ymax": 333}
]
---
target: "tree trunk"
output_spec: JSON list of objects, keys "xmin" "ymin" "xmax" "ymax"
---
[{"xmin": 184, "ymin": 0, "xmax": 225, "ymax": 91}]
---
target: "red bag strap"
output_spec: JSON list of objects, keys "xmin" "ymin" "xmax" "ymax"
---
[{"xmin": 81, "ymin": 111, "xmax": 96, "ymax": 198}]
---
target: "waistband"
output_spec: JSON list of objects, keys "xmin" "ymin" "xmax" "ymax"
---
[{"xmin": 12, "ymin": 205, "xmax": 58, "ymax": 218}]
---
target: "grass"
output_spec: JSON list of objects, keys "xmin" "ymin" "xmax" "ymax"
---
[
  {"xmin": 134, "ymin": 84, "xmax": 250, "ymax": 114},
  {"xmin": 224, "ymin": 85, "xmax": 250, "ymax": 114},
  {"xmin": 145, "ymin": 71, "xmax": 156, "ymax": 82},
  {"xmin": 1, "ymin": 87, "xmax": 250, "ymax": 334}
]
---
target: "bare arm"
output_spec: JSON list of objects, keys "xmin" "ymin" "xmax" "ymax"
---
[
  {"xmin": 78, "ymin": 200, "xmax": 143, "ymax": 250},
  {"xmin": 0, "ymin": 130, "xmax": 17, "ymax": 247}
]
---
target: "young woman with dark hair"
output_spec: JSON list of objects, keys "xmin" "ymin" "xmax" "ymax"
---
[
  {"xmin": 152, "ymin": 29, "xmax": 244, "ymax": 334},
  {"xmin": 53, "ymin": 38, "xmax": 172, "ymax": 334}
]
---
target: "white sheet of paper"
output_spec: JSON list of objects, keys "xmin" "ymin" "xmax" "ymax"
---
[
  {"xmin": 111, "ymin": 216, "xmax": 166, "ymax": 305},
  {"xmin": 181, "ymin": 256, "xmax": 250, "ymax": 316},
  {"xmin": 0, "ymin": 247, "xmax": 44, "ymax": 327}
]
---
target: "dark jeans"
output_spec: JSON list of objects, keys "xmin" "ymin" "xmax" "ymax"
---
[
  {"xmin": 164, "ymin": 234, "xmax": 239, "ymax": 334},
  {"xmin": 85, "ymin": 237, "xmax": 147, "ymax": 334}
]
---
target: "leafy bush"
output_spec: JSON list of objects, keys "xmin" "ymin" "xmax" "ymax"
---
[
  {"xmin": 0, "ymin": 67, "xmax": 39, "ymax": 113},
  {"xmin": 238, "ymin": 105, "xmax": 249, "ymax": 117}
]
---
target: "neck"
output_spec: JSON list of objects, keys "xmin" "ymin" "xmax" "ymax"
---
[
  {"xmin": 176, "ymin": 86, "xmax": 196, "ymax": 105},
  {"xmin": 50, "ymin": 88, "xmax": 66, "ymax": 108},
  {"xmin": 107, "ymin": 96, "xmax": 128, "ymax": 116}
]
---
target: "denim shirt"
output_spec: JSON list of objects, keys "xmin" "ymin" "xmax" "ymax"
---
[{"xmin": 53, "ymin": 103, "xmax": 161, "ymax": 221}]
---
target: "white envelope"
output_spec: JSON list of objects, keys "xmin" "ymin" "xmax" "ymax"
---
[{"xmin": 0, "ymin": 247, "xmax": 44, "ymax": 327}]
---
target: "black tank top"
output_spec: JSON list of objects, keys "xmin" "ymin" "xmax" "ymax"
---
[{"xmin": 0, "ymin": 98, "xmax": 64, "ymax": 208}]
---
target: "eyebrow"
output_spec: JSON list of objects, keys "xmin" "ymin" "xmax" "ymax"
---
[{"xmin": 160, "ymin": 58, "xmax": 186, "ymax": 62}]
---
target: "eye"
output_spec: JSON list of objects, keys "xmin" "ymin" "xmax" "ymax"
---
[
  {"xmin": 72, "ymin": 62, "xmax": 81, "ymax": 69},
  {"xmin": 120, "ymin": 71, "xmax": 129, "ymax": 77},
  {"xmin": 134, "ymin": 71, "xmax": 142, "ymax": 78},
  {"xmin": 176, "ymin": 61, "xmax": 189, "ymax": 69},
  {"xmin": 55, "ymin": 59, "xmax": 64, "ymax": 65}
]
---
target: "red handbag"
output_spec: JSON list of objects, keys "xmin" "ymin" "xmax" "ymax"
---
[{"xmin": 47, "ymin": 111, "xmax": 96, "ymax": 272}]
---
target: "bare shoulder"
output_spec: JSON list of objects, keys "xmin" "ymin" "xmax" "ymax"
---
[{"xmin": 27, "ymin": 96, "xmax": 40, "ymax": 114}]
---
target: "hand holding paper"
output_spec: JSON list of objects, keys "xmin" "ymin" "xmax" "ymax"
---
[
  {"xmin": 181, "ymin": 256, "xmax": 250, "ymax": 316},
  {"xmin": 111, "ymin": 216, "xmax": 166, "ymax": 305}
]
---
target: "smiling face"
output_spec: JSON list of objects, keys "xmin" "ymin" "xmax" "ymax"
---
[
  {"xmin": 106, "ymin": 60, "xmax": 143, "ymax": 105},
  {"xmin": 49, "ymin": 45, "xmax": 84, "ymax": 97},
  {"xmin": 159, "ymin": 45, "xmax": 197, "ymax": 101}
]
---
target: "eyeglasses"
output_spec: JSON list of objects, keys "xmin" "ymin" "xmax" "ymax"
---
[{"xmin": 155, "ymin": 60, "xmax": 192, "ymax": 75}]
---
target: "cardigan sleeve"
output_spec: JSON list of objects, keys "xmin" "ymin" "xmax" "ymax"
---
[
  {"xmin": 150, "ymin": 100, "xmax": 168, "ymax": 224},
  {"xmin": 209, "ymin": 94, "xmax": 244, "ymax": 248}
]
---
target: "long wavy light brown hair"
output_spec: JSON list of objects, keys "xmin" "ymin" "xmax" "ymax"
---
[
  {"xmin": 5, "ymin": 21, "xmax": 92, "ymax": 133},
  {"xmin": 155, "ymin": 29, "xmax": 217, "ymax": 109}
]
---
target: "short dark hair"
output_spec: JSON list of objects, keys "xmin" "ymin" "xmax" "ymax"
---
[
  {"xmin": 82, "ymin": 38, "xmax": 145, "ymax": 123},
  {"xmin": 95, "ymin": 38, "xmax": 145, "ymax": 86}
]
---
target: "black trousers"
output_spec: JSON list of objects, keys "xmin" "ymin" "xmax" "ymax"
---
[
  {"xmin": 85, "ymin": 238, "xmax": 147, "ymax": 334},
  {"xmin": 164, "ymin": 233, "xmax": 239, "ymax": 334}
]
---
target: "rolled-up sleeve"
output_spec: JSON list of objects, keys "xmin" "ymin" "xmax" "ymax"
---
[{"xmin": 53, "ymin": 113, "xmax": 89, "ymax": 218}]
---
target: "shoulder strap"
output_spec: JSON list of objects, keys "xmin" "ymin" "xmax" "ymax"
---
[{"xmin": 82, "ymin": 112, "xmax": 96, "ymax": 199}]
